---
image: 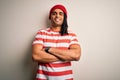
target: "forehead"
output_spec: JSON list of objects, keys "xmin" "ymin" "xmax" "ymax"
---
[{"xmin": 52, "ymin": 9, "xmax": 64, "ymax": 13}]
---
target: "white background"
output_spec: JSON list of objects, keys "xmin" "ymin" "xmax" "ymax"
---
[{"xmin": 0, "ymin": 0, "xmax": 120, "ymax": 80}]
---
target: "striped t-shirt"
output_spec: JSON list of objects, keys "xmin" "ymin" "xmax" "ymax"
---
[{"xmin": 33, "ymin": 28, "xmax": 79, "ymax": 80}]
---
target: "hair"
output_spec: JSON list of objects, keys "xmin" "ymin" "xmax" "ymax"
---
[{"xmin": 60, "ymin": 13, "xmax": 68, "ymax": 36}]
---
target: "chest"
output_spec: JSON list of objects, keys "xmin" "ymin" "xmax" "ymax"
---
[{"xmin": 43, "ymin": 35, "xmax": 72, "ymax": 48}]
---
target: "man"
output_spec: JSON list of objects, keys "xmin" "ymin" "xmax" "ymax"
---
[{"xmin": 32, "ymin": 4, "xmax": 81, "ymax": 80}]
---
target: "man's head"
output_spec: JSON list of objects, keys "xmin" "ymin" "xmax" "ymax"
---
[
  {"xmin": 49, "ymin": 4, "xmax": 68, "ymax": 35},
  {"xmin": 49, "ymin": 4, "xmax": 67, "ymax": 19}
]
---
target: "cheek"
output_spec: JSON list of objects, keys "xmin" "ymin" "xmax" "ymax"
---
[
  {"xmin": 50, "ymin": 14, "xmax": 55, "ymax": 18},
  {"xmin": 61, "ymin": 17, "xmax": 64, "ymax": 22},
  {"xmin": 61, "ymin": 16, "xmax": 64, "ymax": 19},
  {"xmin": 50, "ymin": 16, "xmax": 55, "ymax": 21}
]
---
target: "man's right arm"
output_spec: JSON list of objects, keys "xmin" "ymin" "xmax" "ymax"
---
[{"xmin": 32, "ymin": 44, "xmax": 60, "ymax": 63}]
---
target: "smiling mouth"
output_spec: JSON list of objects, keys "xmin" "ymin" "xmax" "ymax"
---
[{"xmin": 55, "ymin": 18, "xmax": 61, "ymax": 22}]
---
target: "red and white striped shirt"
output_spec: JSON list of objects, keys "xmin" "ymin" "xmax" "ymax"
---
[{"xmin": 33, "ymin": 28, "xmax": 79, "ymax": 80}]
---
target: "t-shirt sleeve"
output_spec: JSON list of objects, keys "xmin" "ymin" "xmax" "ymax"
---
[
  {"xmin": 32, "ymin": 30, "xmax": 44, "ymax": 46},
  {"xmin": 69, "ymin": 33, "xmax": 80, "ymax": 46}
]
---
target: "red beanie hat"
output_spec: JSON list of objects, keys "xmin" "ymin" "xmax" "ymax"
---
[{"xmin": 49, "ymin": 4, "xmax": 67, "ymax": 19}]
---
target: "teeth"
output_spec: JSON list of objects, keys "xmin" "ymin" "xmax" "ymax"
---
[{"xmin": 56, "ymin": 19, "xmax": 59, "ymax": 21}]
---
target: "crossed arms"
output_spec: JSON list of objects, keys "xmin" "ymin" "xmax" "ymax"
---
[{"xmin": 32, "ymin": 44, "xmax": 81, "ymax": 63}]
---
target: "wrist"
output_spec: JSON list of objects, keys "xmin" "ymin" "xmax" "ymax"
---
[{"xmin": 45, "ymin": 47, "xmax": 50, "ymax": 53}]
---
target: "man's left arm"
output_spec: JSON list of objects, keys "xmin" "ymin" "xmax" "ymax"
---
[{"xmin": 48, "ymin": 44, "xmax": 81, "ymax": 61}]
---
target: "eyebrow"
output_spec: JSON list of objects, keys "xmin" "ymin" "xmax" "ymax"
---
[{"xmin": 51, "ymin": 11, "xmax": 64, "ymax": 14}]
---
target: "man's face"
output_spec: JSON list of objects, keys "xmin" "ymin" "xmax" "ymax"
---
[{"xmin": 50, "ymin": 9, "xmax": 64, "ymax": 27}]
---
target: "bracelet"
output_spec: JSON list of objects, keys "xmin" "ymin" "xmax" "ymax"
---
[{"xmin": 45, "ymin": 47, "xmax": 50, "ymax": 53}]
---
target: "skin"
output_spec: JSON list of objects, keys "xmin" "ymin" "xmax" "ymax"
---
[{"xmin": 32, "ymin": 9, "xmax": 81, "ymax": 63}]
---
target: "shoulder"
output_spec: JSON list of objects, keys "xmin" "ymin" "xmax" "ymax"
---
[
  {"xmin": 36, "ymin": 28, "xmax": 50, "ymax": 34},
  {"xmin": 38, "ymin": 27, "xmax": 50, "ymax": 32}
]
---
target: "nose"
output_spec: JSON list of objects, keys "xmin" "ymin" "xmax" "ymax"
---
[{"xmin": 56, "ymin": 13, "xmax": 60, "ymax": 18}]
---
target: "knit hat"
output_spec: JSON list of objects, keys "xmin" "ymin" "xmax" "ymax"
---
[{"xmin": 49, "ymin": 4, "xmax": 67, "ymax": 19}]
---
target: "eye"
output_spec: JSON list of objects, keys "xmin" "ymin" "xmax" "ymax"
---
[
  {"xmin": 59, "ymin": 12, "xmax": 64, "ymax": 16},
  {"xmin": 51, "ymin": 12, "xmax": 56, "ymax": 15}
]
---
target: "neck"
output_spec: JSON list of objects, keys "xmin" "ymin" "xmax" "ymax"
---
[{"xmin": 50, "ymin": 25, "xmax": 61, "ymax": 32}]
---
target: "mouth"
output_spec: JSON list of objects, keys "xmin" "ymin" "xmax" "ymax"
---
[{"xmin": 55, "ymin": 18, "xmax": 61, "ymax": 22}]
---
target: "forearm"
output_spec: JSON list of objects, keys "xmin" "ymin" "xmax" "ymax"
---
[
  {"xmin": 32, "ymin": 50, "xmax": 60, "ymax": 63},
  {"xmin": 49, "ymin": 47, "xmax": 80, "ymax": 61}
]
